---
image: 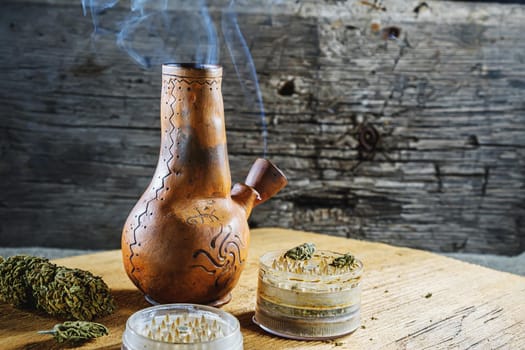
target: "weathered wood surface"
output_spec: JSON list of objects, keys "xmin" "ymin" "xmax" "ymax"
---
[
  {"xmin": 1, "ymin": 228, "xmax": 524, "ymax": 349},
  {"xmin": 0, "ymin": 1, "xmax": 524, "ymax": 253}
]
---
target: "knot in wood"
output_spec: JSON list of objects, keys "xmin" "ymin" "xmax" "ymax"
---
[
  {"xmin": 382, "ymin": 26, "xmax": 401, "ymax": 40},
  {"xmin": 358, "ymin": 124, "xmax": 380, "ymax": 152}
]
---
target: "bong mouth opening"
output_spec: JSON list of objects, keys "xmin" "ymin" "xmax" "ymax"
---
[{"xmin": 162, "ymin": 63, "xmax": 222, "ymax": 78}]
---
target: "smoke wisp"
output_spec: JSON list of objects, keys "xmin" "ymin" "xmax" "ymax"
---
[{"xmin": 82, "ymin": 0, "xmax": 267, "ymax": 155}]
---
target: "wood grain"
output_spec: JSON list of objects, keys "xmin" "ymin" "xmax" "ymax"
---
[
  {"xmin": 0, "ymin": 228, "xmax": 524, "ymax": 349},
  {"xmin": 0, "ymin": 1, "xmax": 524, "ymax": 253}
]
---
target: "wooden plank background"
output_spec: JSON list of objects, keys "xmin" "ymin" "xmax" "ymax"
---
[{"xmin": 0, "ymin": 0, "xmax": 524, "ymax": 254}]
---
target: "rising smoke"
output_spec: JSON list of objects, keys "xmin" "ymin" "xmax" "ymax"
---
[
  {"xmin": 81, "ymin": 0, "xmax": 267, "ymax": 155},
  {"xmin": 82, "ymin": 0, "xmax": 220, "ymax": 67}
]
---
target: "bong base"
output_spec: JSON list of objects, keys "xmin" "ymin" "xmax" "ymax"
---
[
  {"xmin": 145, "ymin": 293, "xmax": 232, "ymax": 308},
  {"xmin": 207, "ymin": 293, "xmax": 232, "ymax": 307}
]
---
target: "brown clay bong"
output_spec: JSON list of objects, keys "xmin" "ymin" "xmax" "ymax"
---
[{"xmin": 121, "ymin": 63, "xmax": 287, "ymax": 306}]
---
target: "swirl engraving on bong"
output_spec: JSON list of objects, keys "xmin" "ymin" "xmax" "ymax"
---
[{"xmin": 191, "ymin": 224, "xmax": 245, "ymax": 288}]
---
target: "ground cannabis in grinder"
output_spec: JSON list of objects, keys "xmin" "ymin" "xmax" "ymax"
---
[
  {"xmin": 330, "ymin": 253, "xmax": 357, "ymax": 268},
  {"xmin": 284, "ymin": 242, "xmax": 316, "ymax": 260}
]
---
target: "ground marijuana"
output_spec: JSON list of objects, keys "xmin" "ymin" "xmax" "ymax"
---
[
  {"xmin": 330, "ymin": 253, "xmax": 356, "ymax": 268},
  {"xmin": 0, "ymin": 255, "xmax": 116, "ymax": 320},
  {"xmin": 38, "ymin": 321, "xmax": 109, "ymax": 344},
  {"xmin": 284, "ymin": 242, "xmax": 316, "ymax": 260}
]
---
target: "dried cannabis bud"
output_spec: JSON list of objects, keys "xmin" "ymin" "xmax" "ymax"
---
[
  {"xmin": 284, "ymin": 243, "xmax": 316, "ymax": 260},
  {"xmin": 38, "ymin": 321, "xmax": 109, "ymax": 344},
  {"xmin": 0, "ymin": 255, "xmax": 116, "ymax": 320},
  {"xmin": 330, "ymin": 253, "xmax": 356, "ymax": 268}
]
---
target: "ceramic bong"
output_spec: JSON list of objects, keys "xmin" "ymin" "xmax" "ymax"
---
[{"xmin": 122, "ymin": 63, "xmax": 287, "ymax": 305}]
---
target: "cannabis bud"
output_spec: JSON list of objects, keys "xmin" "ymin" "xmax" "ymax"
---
[
  {"xmin": 0, "ymin": 255, "xmax": 116, "ymax": 320},
  {"xmin": 330, "ymin": 253, "xmax": 356, "ymax": 268},
  {"xmin": 38, "ymin": 321, "xmax": 109, "ymax": 344},
  {"xmin": 284, "ymin": 243, "xmax": 316, "ymax": 260}
]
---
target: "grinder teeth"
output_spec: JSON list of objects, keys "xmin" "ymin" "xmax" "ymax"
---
[{"xmin": 141, "ymin": 314, "xmax": 225, "ymax": 343}]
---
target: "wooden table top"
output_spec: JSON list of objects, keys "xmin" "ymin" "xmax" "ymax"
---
[{"xmin": 1, "ymin": 228, "xmax": 524, "ymax": 349}]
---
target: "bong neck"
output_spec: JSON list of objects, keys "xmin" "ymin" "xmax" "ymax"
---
[{"xmin": 159, "ymin": 64, "xmax": 231, "ymax": 198}]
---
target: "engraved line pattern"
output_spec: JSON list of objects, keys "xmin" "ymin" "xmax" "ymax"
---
[
  {"xmin": 191, "ymin": 225, "xmax": 245, "ymax": 288},
  {"xmin": 128, "ymin": 79, "xmax": 178, "ymax": 283},
  {"xmin": 186, "ymin": 207, "xmax": 219, "ymax": 225},
  {"xmin": 161, "ymin": 76, "xmax": 221, "ymax": 86}
]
